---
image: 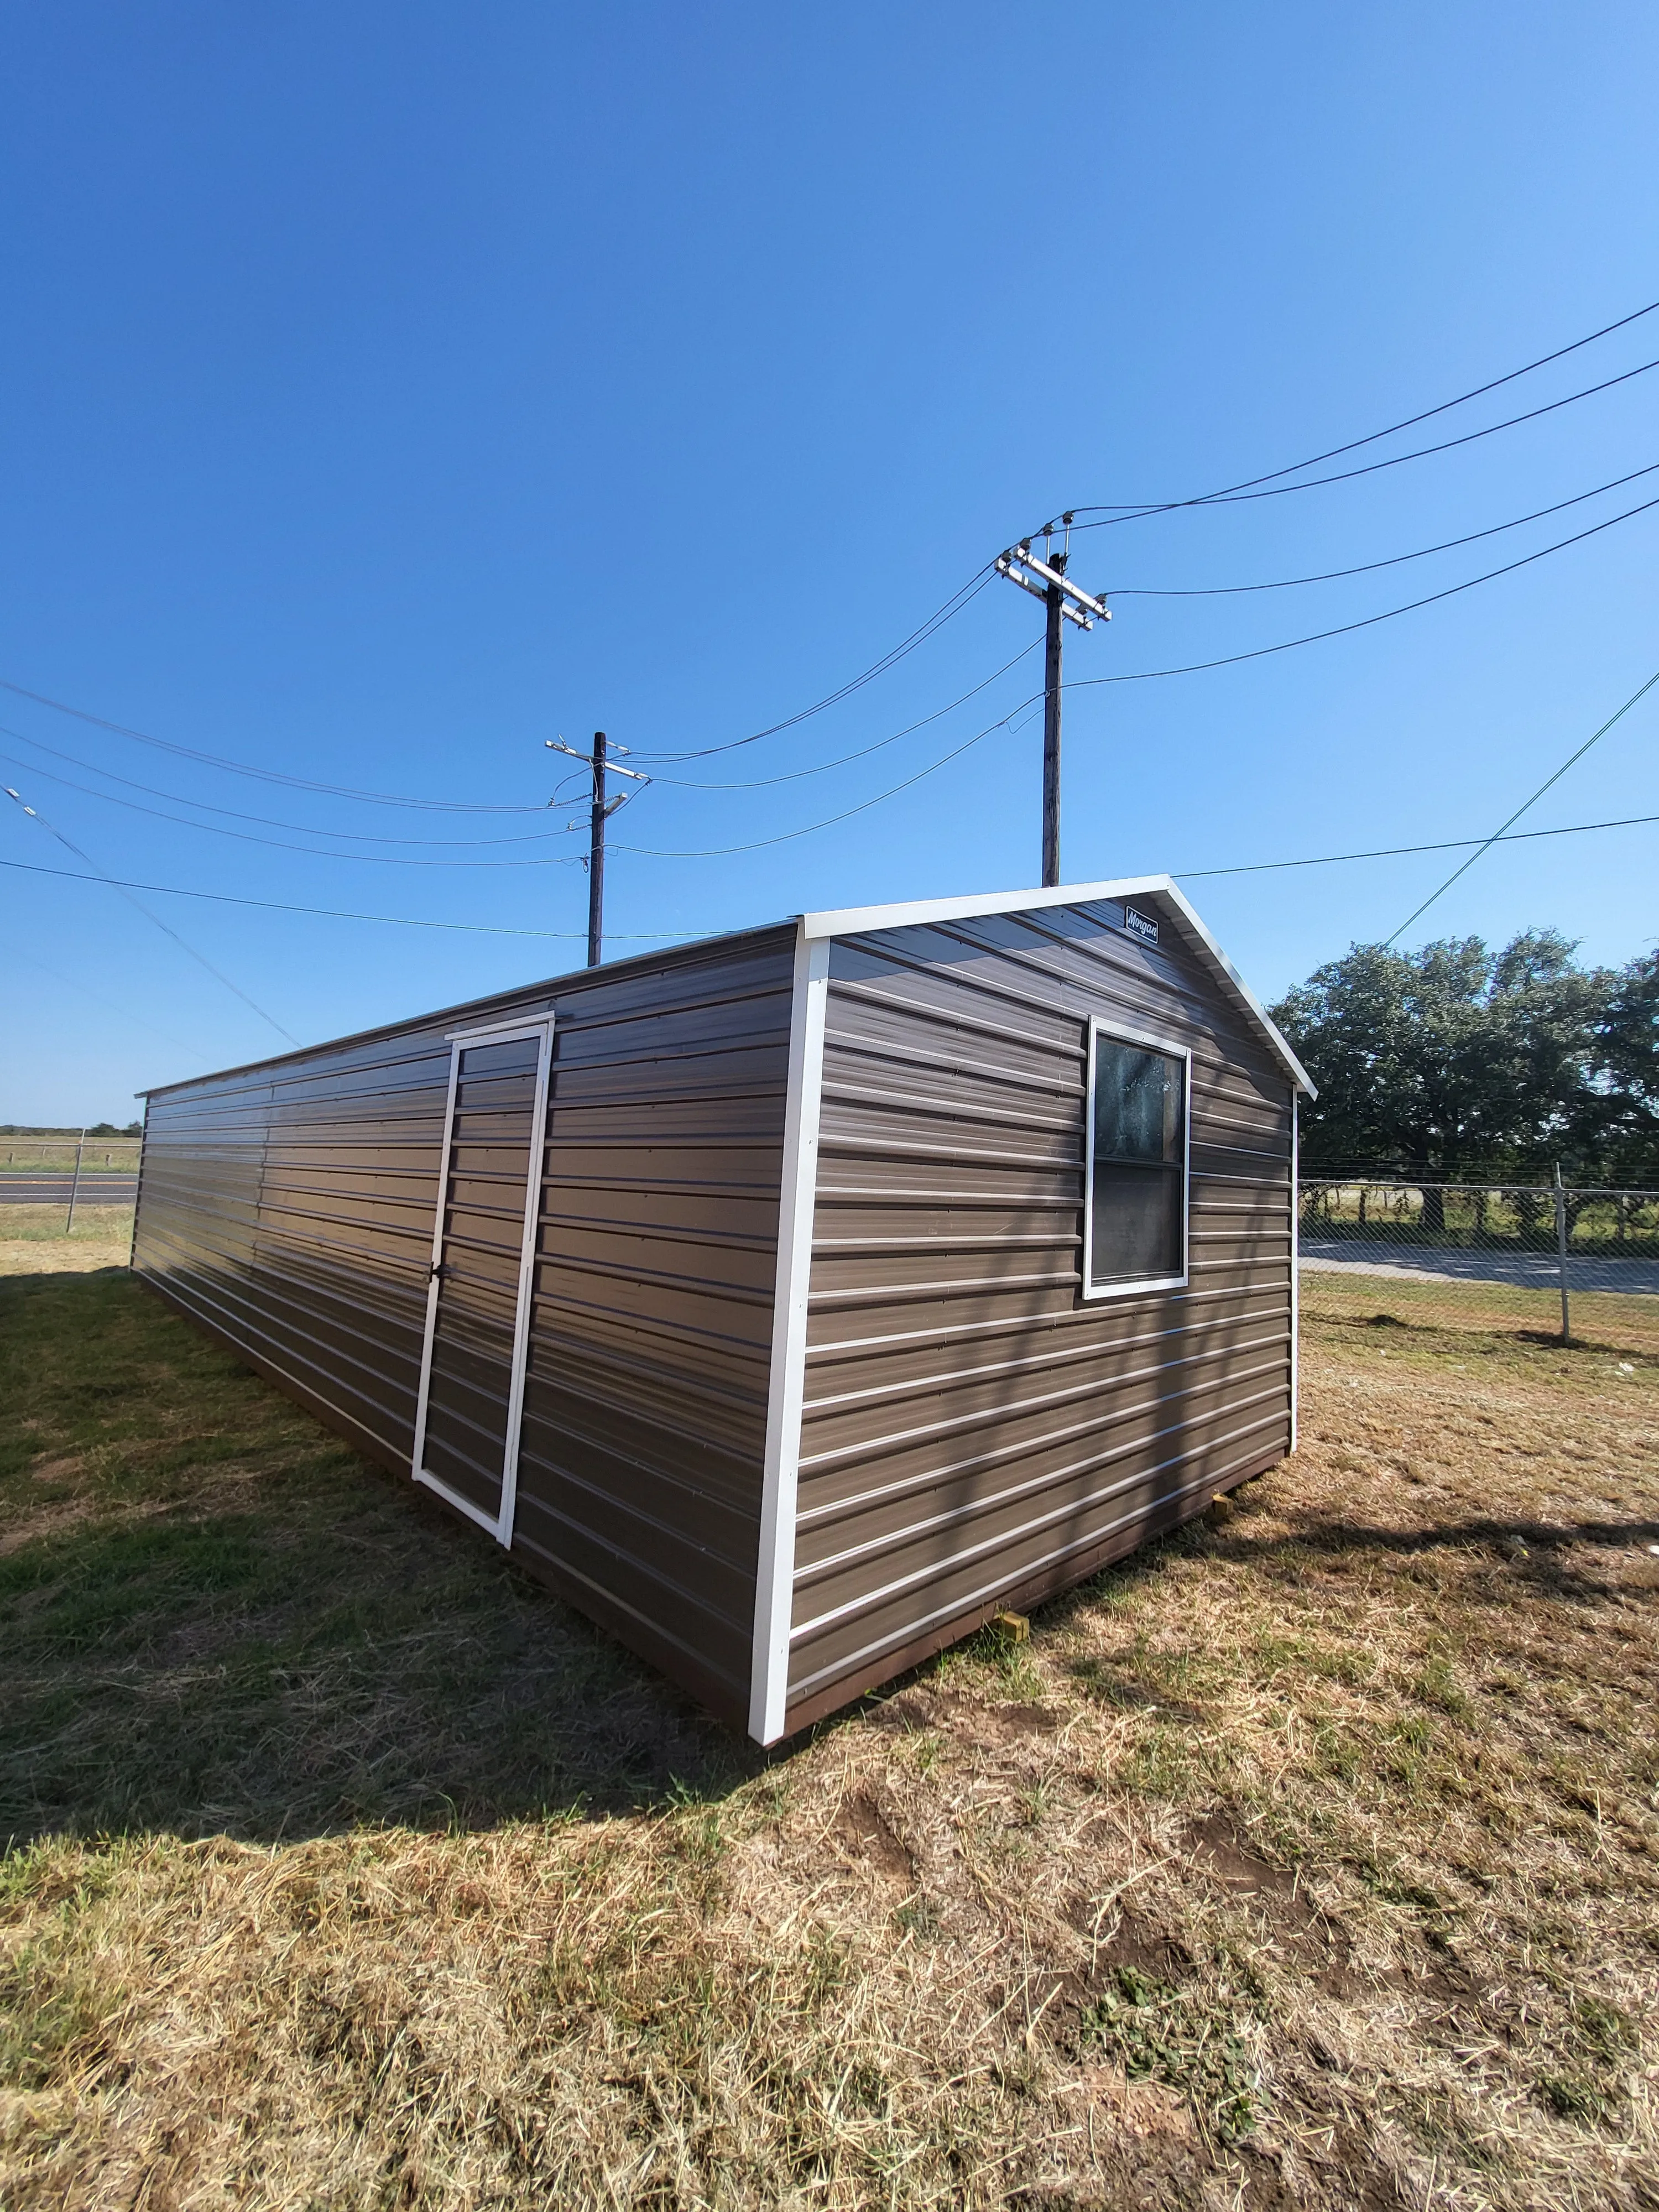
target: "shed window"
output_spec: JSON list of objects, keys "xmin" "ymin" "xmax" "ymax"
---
[{"xmin": 1084, "ymin": 1024, "xmax": 1189, "ymax": 1295}]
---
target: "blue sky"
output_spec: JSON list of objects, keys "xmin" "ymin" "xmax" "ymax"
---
[{"xmin": 3, "ymin": 3, "xmax": 1656, "ymax": 1122}]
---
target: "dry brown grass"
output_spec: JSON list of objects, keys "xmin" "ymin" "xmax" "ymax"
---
[
  {"xmin": 0, "ymin": 1207, "xmax": 133, "ymax": 1276},
  {"xmin": 1, "ymin": 1272, "xmax": 1656, "ymax": 2209}
]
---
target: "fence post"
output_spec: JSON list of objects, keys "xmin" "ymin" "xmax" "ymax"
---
[
  {"xmin": 65, "ymin": 1129, "xmax": 85, "ymax": 1235},
  {"xmin": 1552, "ymin": 1164, "xmax": 1571, "ymax": 1348}
]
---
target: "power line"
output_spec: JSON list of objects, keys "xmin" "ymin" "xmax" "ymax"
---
[
  {"xmin": 634, "ymin": 490, "xmax": 1656, "ymax": 859},
  {"xmin": 0, "ymin": 747, "xmax": 587, "ymax": 868},
  {"xmin": 8, "ymin": 301, "xmax": 1656, "ymax": 839},
  {"xmin": 1, "ymin": 645, "xmax": 1042, "ymax": 857},
  {"xmin": 0, "ymin": 724, "xmax": 591, "ymax": 846},
  {"xmin": 1384, "ymin": 667, "xmax": 1659, "ymax": 945},
  {"xmin": 645, "ymin": 642, "xmax": 1039, "ymax": 789},
  {"xmin": 3, "ymin": 784, "xmax": 299, "ymax": 1043},
  {"xmin": 1103, "ymin": 460, "xmax": 1659, "ymax": 596},
  {"xmin": 1176, "ymin": 809, "xmax": 1659, "ymax": 882},
  {"xmin": 0, "ymin": 566, "xmax": 999, "ymax": 805},
  {"xmin": 9, "ymin": 806, "xmax": 1653, "ymax": 949},
  {"xmin": 1068, "ymin": 489, "xmax": 1659, "ymax": 692},
  {"xmin": 0, "ymin": 854, "xmax": 688, "ymax": 940},
  {"xmin": 11, "ymin": 486, "xmax": 1641, "ymax": 894},
  {"xmin": 13, "ymin": 945, "xmax": 206, "ymax": 1056},
  {"xmin": 1068, "ymin": 354, "xmax": 1659, "ymax": 532},
  {"xmin": 0, "ymin": 680, "xmax": 555, "ymax": 812},
  {"xmin": 612, "ymin": 699, "xmax": 1048, "ymax": 858},
  {"xmin": 626, "ymin": 568, "xmax": 998, "ymax": 764},
  {"xmin": 585, "ymin": 483, "xmax": 1659, "ymax": 859},
  {"xmin": 1056, "ymin": 294, "xmax": 1659, "ymax": 525}
]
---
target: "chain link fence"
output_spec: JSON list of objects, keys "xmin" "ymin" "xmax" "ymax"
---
[
  {"xmin": 10, "ymin": 1135, "xmax": 1658, "ymax": 1360},
  {"xmin": 1298, "ymin": 1179, "xmax": 1659, "ymax": 1355}
]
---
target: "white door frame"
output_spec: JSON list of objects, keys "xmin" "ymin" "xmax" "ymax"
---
[{"xmin": 410, "ymin": 1014, "xmax": 554, "ymax": 1547}]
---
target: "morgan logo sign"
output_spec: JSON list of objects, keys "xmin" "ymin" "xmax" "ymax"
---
[{"xmin": 1120, "ymin": 904, "xmax": 1160, "ymax": 947}]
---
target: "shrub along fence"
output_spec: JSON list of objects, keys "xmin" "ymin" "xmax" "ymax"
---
[{"xmin": 1297, "ymin": 1179, "xmax": 1659, "ymax": 1355}]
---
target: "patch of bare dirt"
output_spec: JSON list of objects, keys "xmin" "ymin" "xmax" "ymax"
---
[{"xmin": 833, "ymin": 1789, "xmax": 914, "ymax": 1884}]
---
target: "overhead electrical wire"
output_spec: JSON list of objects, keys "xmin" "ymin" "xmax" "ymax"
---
[
  {"xmin": 0, "ymin": 641, "xmax": 1044, "ymax": 850},
  {"xmin": 7, "ymin": 808, "xmax": 1653, "ymax": 943},
  {"xmin": 0, "ymin": 566, "xmax": 1000, "ymax": 802},
  {"xmin": 624, "ymin": 568, "xmax": 998, "ymax": 764},
  {"xmin": 1384, "ymin": 666, "xmax": 1659, "ymax": 945},
  {"xmin": 1175, "ymin": 810, "xmax": 1659, "ymax": 882},
  {"xmin": 2, "ymin": 474, "xmax": 1646, "ymax": 901},
  {"xmin": 4, "ymin": 295, "xmax": 1654, "ymax": 915},
  {"xmin": 1063, "ymin": 354, "xmax": 1659, "ymax": 533},
  {"xmin": 0, "ymin": 725, "xmax": 590, "ymax": 846},
  {"xmin": 13, "ymin": 945, "xmax": 206, "ymax": 1057},
  {"xmin": 1051, "ymin": 293, "xmax": 1659, "ymax": 528},
  {"xmin": 0, "ymin": 748, "xmax": 588, "ymax": 868},
  {"xmin": 0, "ymin": 677, "xmax": 555, "ymax": 812},
  {"xmin": 0, "ymin": 855, "xmax": 688, "ymax": 940},
  {"xmin": 628, "ymin": 489, "xmax": 1659, "ymax": 852},
  {"xmin": 3, "ymin": 784, "xmax": 299, "ymax": 1042},
  {"xmin": 643, "ymin": 641, "xmax": 1039, "ymax": 789},
  {"xmin": 1068, "ymin": 489, "xmax": 1659, "ymax": 693},
  {"xmin": 1103, "ymin": 459, "xmax": 1659, "ymax": 596},
  {"xmin": 7, "ymin": 298, "xmax": 1656, "ymax": 836},
  {"xmin": 617, "ymin": 697, "xmax": 1047, "ymax": 857}
]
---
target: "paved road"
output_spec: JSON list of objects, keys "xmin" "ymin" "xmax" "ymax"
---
[
  {"xmin": 0, "ymin": 1175, "xmax": 138, "ymax": 1206},
  {"xmin": 1300, "ymin": 1237, "xmax": 1659, "ymax": 1296}
]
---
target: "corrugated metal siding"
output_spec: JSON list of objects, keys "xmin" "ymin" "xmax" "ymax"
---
[
  {"xmin": 510, "ymin": 935, "xmax": 796, "ymax": 1723},
  {"xmin": 137, "ymin": 1021, "xmax": 492, "ymax": 1470},
  {"xmin": 132, "ymin": 926, "xmax": 796, "ymax": 1728},
  {"xmin": 786, "ymin": 897, "xmax": 1294, "ymax": 1723}
]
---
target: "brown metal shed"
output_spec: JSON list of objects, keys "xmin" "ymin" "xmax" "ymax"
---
[{"xmin": 132, "ymin": 877, "xmax": 1313, "ymax": 1744}]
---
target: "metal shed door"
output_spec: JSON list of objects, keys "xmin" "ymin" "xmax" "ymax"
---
[{"xmin": 410, "ymin": 1016, "xmax": 553, "ymax": 1546}]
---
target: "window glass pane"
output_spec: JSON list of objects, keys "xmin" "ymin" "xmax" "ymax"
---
[
  {"xmin": 1089, "ymin": 1034, "xmax": 1186, "ymax": 1287},
  {"xmin": 1092, "ymin": 1166, "xmax": 1182, "ymax": 1281},
  {"xmin": 1093, "ymin": 1040, "xmax": 1182, "ymax": 1163}
]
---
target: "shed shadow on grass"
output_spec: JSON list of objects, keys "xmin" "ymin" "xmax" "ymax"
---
[{"xmin": 0, "ymin": 1269, "xmax": 761, "ymax": 1850}]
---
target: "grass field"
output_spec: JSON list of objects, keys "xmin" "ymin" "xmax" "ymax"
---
[
  {"xmin": 1300, "ymin": 1267, "xmax": 1659, "ymax": 1359},
  {"xmin": 1, "ymin": 1259, "xmax": 1656, "ymax": 2209},
  {"xmin": 0, "ymin": 1211, "xmax": 135, "ymax": 1277}
]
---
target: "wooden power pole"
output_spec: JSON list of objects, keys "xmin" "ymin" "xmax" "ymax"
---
[
  {"xmin": 995, "ymin": 520, "xmax": 1108, "ymax": 887},
  {"xmin": 545, "ymin": 732, "xmax": 651, "ymax": 968},
  {"xmin": 587, "ymin": 729, "xmax": 608, "ymax": 968}
]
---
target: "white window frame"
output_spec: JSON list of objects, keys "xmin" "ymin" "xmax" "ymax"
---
[
  {"xmin": 410, "ymin": 1013, "xmax": 554, "ymax": 1548},
  {"xmin": 1081, "ymin": 1014, "xmax": 1192, "ymax": 1302}
]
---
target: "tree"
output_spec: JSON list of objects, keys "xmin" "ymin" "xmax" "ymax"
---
[
  {"xmin": 1270, "ymin": 929, "xmax": 1627, "ymax": 1219},
  {"xmin": 1572, "ymin": 950, "xmax": 1659, "ymax": 1180}
]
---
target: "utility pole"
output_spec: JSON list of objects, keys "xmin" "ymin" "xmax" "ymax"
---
[
  {"xmin": 545, "ymin": 732, "xmax": 651, "ymax": 968},
  {"xmin": 588, "ymin": 729, "xmax": 607, "ymax": 969},
  {"xmin": 995, "ymin": 518, "xmax": 1108, "ymax": 886}
]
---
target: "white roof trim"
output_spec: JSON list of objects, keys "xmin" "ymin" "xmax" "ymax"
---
[{"xmin": 799, "ymin": 874, "xmax": 1316, "ymax": 1099}]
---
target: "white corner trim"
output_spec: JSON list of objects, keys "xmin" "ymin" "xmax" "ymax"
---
[
  {"xmin": 749, "ymin": 926, "xmax": 832, "ymax": 1745},
  {"xmin": 1148, "ymin": 879, "xmax": 1318, "ymax": 1102},
  {"xmin": 1289, "ymin": 1089, "xmax": 1300, "ymax": 1454},
  {"xmin": 797, "ymin": 875, "xmax": 1316, "ymax": 1103}
]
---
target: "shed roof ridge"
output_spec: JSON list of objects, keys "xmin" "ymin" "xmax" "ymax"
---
[{"xmin": 796, "ymin": 877, "xmax": 1315, "ymax": 1098}]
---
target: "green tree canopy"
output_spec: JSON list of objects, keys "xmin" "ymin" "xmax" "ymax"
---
[{"xmin": 1270, "ymin": 930, "xmax": 1657, "ymax": 1182}]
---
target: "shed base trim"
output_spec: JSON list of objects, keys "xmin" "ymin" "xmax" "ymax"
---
[{"xmin": 776, "ymin": 1437, "xmax": 1290, "ymax": 1738}]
